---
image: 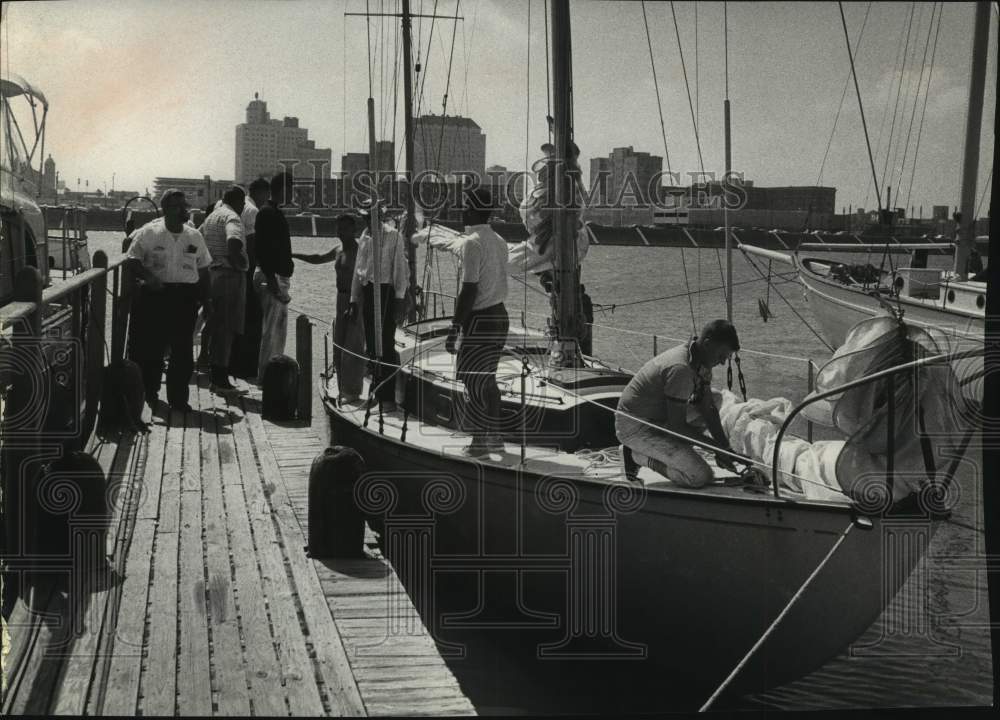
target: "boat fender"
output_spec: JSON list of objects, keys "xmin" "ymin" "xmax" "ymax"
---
[
  {"xmin": 33, "ymin": 451, "xmax": 109, "ymax": 578},
  {"xmin": 307, "ymin": 445, "xmax": 367, "ymax": 558},
  {"xmin": 98, "ymin": 359, "xmax": 148, "ymax": 435},
  {"xmin": 261, "ymin": 355, "xmax": 299, "ymax": 421}
]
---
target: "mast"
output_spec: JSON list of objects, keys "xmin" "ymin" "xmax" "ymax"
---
[
  {"xmin": 953, "ymin": 0, "xmax": 989, "ymax": 279},
  {"xmin": 367, "ymin": 97, "xmax": 383, "ymax": 356},
  {"xmin": 723, "ymin": 1, "xmax": 732, "ymax": 323},
  {"xmin": 549, "ymin": 0, "xmax": 580, "ymax": 368},
  {"xmin": 401, "ymin": 0, "xmax": 418, "ymax": 321}
]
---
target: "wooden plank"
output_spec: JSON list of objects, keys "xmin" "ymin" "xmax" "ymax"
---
[
  {"xmin": 176, "ymin": 487, "xmax": 212, "ymax": 712},
  {"xmin": 51, "ymin": 432, "xmax": 145, "ymax": 716},
  {"xmin": 226, "ymin": 401, "xmax": 327, "ymax": 716},
  {"xmin": 141, "ymin": 409, "xmax": 185, "ymax": 716},
  {"xmin": 196, "ymin": 379, "xmax": 252, "ymax": 717},
  {"xmin": 102, "ymin": 414, "xmax": 167, "ymax": 715},
  {"xmin": 366, "ymin": 697, "xmax": 475, "ymax": 716},
  {"xmin": 243, "ymin": 406, "xmax": 367, "ymax": 716},
  {"xmin": 208, "ymin": 389, "xmax": 290, "ymax": 718},
  {"xmin": 135, "ymin": 412, "xmax": 170, "ymax": 521}
]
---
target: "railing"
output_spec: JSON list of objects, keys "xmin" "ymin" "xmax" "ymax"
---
[
  {"xmin": 1, "ymin": 249, "xmax": 132, "ymax": 602},
  {"xmin": 770, "ymin": 346, "xmax": 985, "ymax": 501}
]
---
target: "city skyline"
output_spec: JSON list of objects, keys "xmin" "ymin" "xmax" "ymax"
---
[{"xmin": 2, "ymin": 0, "xmax": 995, "ymax": 215}]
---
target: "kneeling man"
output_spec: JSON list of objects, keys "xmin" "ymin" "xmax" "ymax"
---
[{"xmin": 616, "ymin": 319, "xmax": 741, "ymax": 486}]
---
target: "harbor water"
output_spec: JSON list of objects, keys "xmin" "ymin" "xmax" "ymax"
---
[{"xmin": 89, "ymin": 231, "xmax": 992, "ymax": 711}]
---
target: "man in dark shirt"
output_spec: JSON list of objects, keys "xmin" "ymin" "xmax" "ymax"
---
[{"xmin": 253, "ymin": 172, "xmax": 295, "ymax": 382}]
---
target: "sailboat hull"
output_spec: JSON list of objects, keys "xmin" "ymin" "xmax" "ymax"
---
[
  {"xmin": 798, "ymin": 258, "xmax": 984, "ymax": 401},
  {"xmin": 326, "ymin": 405, "xmax": 936, "ymax": 708}
]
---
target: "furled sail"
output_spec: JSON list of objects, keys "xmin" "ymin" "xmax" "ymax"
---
[{"xmin": 716, "ymin": 315, "xmax": 972, "ymax": 503}]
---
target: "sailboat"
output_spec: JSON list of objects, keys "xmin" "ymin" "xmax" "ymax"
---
[
  {"xmin": 740, "ymin": 2, "xmax": 991, "ymax": 405},
  {"xmin": 321, "ymin": 1, "xmax": 981, "ymax": 709}
]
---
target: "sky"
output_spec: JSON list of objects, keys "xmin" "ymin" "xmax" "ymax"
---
[{"xmin": 1, "ymin": 0, "xmax": 996, "ymax": 215}]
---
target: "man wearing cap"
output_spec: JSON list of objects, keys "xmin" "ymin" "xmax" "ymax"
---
[
  {"xmin": 125, "ymin": 189, "xmax": 212, "ymax": 412},
  {"xmin": 445, "ymin": 188, "xmax": 510, "ymax": 456},
  {"xmin": 200, "ymin": 186, "xmax": 249, "ymax": 395},
  {"xmin": 616, "ymin": 319, "xmax": 742, "ymax": 487},
  {"xmin": 293, "ymin": 213, "xmax": 366, "ymax": 403},
  {"xmin": 254, "ymin": 172, "xmax": 295, "ymax": 382},
  {"xmin": 350, "ymin": 204, "xmax": 408, "ymax": 407}
]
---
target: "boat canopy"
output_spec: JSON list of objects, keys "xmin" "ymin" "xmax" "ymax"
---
[{"xmin": 0, "ymin": 73, "xmax": 49, "ymax": 109}]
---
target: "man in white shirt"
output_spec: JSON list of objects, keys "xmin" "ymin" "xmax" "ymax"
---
[
  {"xmin": 200, "ymin": 186, "xmax": 249, "ymax": 395},
  {"xmin": 125, "ymin": 189, "xmax": 212, "ymax": 412},
  {"xmin": 350, "ymin": 205, "xmax": 409, "ymax": 407},
  {"xmin": 445, "ymin": 188, "xmax": 510, "ymax": 456}
]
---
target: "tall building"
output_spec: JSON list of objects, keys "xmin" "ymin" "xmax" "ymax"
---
[
  {"xmin": 589, "ymin": 146, "xmax": 663, "ymax": 206},
  {"xmin": 235, "ymin": 93, "xmax": 332, "ymax": 185},
  {"xmin": 411, "ymin": 115, "xmax": 486, "ymax": 179},
  {"xmin": 341, "ymin": 141, "xmax": 395, "ymax": 178}
]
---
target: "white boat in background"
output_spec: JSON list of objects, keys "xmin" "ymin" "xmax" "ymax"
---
[{"xmin": 741, "ymin": 241, "xmax": 985, "ymax": 402}]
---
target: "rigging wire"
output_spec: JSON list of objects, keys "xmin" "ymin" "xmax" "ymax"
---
[
  {"xmin": 669, "ymin": 1, "xmax": 706, "ymax": 174},
  {"xmin": 894, "ymin": 2, "xmax": 936, "ymax": 211},
  {"xmin": 544, "ymin": 0, "xmax": 552, "ymax": 139},
  {"xmin": 415, "ymin": 0, "xmax": 439, "ymax": 118},
  {"xmin": 695, "ymin": 2, "xmax": 699, "ymax": 131},
  {"xmin": 592, "ymin": 271, "xmax": 799, "ymax": 312},
  {"xmin": 904, "ymin": 3, "xmax": 943, "ymax": 210},
  {"xmin": 839, "ymin": 0, "xmax": 884, "ymax": 213},
  {"xmin": 815, "ymin": 1, "xmax": 873, "ymax": 187},
  {"xmin": 863, "ymin": 4, "xmax": 910, "ymax": 211},
  {"xmin": 878, "ymin": 1, "xmax": 916, "ymax": 201},
  {"xmin": 890, "ymin": 2, "xmax": 929, "ymax": 208},
  {"xmin": 343, "ymin": 14, "xmax": 350, "ymax": 169},
  {"xmin": 741, "ymin": 250, "xmax": 836, "ymax": 351},
  {"xmin": 390, "ymin": 5, "xmax": 401, "ymax": 173},
  {"xmin": 640, "ymin": 1, "xmax": 674, "ymax": 177},
  {"xmin": 975, "ymin": 171, "xmax": 992, "ymax": 219},
  {"xmin": 366, "ymin": 0, "xmax": 374, "ymax": 98}
]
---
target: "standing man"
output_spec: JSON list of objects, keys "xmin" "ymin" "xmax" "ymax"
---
[
  {"xmin": 230, "ymin": 177, "xmax": 270, "ymax": 380},
  {"xmin": 445, "ymin": 188, "xmax": 510, "ymax": 456},
  {"xmin": 125, "ymin": 189, "xmax": 212, "ymax": 412},
  {"xmin": 254, "ymin": 172, "xmax": 294, "ymax": 382},
  {"xmin": 350, "ymin": 204, "xmax": 408, "ymax": 407},
  {"xmin": 616, "ymin": 319, "xmax": 743, "ymax": 487},
  {"xmin": 293, "ymin": 213, "xmax": 366, "ymax": 403},
  {"xmin": 200, "ymin": 186, "xmax": 249, "ymax": 395}
]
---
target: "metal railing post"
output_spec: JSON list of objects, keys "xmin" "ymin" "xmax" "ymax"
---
[{"xmin": 81, "ymin": 251, "xmax": 108, "ymax": 445}]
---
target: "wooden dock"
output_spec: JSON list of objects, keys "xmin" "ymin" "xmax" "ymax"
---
[{"xmin": 2, "ymin": 375, "xmax": 474, "ymax": 716}]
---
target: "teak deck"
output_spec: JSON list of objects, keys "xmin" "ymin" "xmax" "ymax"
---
[{"xmin": 2, "ymin": 376, "xmax": 474, "ymax": 716}]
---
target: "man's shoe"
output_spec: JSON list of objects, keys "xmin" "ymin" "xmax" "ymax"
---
[{"xmin": 170, "ymin": 401, "xmax": 194, "ymax": 413}]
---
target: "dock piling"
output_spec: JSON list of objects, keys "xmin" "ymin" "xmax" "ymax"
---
[{"xmin": 296, "ymin": 314, "xmax": 313, "ymax": 422}]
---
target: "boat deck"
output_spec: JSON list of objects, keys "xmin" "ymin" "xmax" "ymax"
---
[
  {"xmin": 2, "ymin": 375, "xmax": 475, "ymax": 716},
  {"xmin": 326, "ymin": 373, "xmax": 820, "ymax": 504}
]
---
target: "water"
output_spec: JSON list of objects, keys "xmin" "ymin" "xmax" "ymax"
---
[{"xmin": 87, "ymin": 230, "xmax": 992, "ymax": 711}]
